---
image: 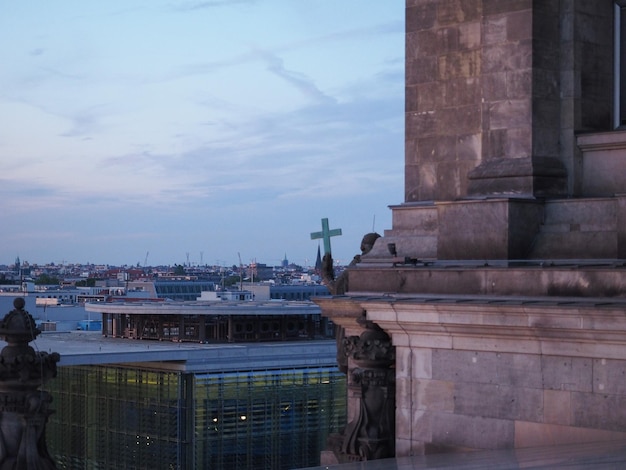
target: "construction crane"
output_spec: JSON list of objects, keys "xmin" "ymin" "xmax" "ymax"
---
[{"xmin": 238, "ymin": 252, "xmax": 243, "ymax": 290}]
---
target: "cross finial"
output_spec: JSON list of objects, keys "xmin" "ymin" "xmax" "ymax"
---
[{"xmin": 310, "ymin": 218, "xmax": 342, "ymax": 256}]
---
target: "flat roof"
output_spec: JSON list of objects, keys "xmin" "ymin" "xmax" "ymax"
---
[
  {"xmin": 22, "ymin": 331, "xmax": 338, "ymax": 372},
  {"xmin": 85, "ymin": 300, "xmax": 321, "ymax": 316}
]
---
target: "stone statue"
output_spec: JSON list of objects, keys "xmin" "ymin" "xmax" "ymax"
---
[
  {"xmin": 326, "ymin": 315, "xmax": 395, "ymax": 462},
  {"xmin": 321, "ymin": 232, "xmax": 380, "ymax": 295},
  {"xmin": 0, "ymin": 298, "xmax": 60, "ymax": 469},
  {"xmin": 320, "ymin": 232, "xmax": 381, "ymax": 373}
]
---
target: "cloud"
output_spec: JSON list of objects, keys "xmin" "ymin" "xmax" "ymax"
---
[
  {"xmin": 163, "ymin": 20, "xmax": 403, "ymax": 89},
  {"xmin": 55, "ymin": 76, "xmax": 403, "ymax": 210},
  {"xmin": 0, "ymin": 0, "xmax": 405, "ymax": 266},
  {"xmin": 174, "ymin": 0, "xmax": 256, "ymax": 11},
  {"xmin": 168, "ymin": 93, "xmax": 401, "ymax": 201},
  {"xmin": 59, "ymin": 107, "xmax": 104, "ymax": 137},
  {"xmin": 252, "ymin": 48, "xmax": 336, "ymax": 105}
]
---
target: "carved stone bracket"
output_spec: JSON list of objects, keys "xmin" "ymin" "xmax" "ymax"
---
[{"xmin": 327, "ymin": 318, "xmax": 395, "ymax": 463}]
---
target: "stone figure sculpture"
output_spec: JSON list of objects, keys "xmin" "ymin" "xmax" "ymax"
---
[
  {"xmin": 320, "ymin": 232, "xmax": 381, "ymax": 373},
  {"xmin": 326, "ymin": 315, "xmax": 395, "ymax": 462},
  {"xmin": 319, "ymin": 232, "xmax": 394, "ymax": 462},
  {"xmin": 0, "ymin": 298, "xmax": 60, "ymax": 469},
  {"xmin": 321, "ymin": 232, "xmax": 380, "ymax": 295}
]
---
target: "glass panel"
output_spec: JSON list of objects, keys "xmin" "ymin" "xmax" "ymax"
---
[{"xmin": 46, "ymin": 364, "xmax": 346, "ymax": 470}]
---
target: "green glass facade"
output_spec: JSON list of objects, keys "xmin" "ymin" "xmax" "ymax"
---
[{"xmin": 45, "ymin": 364, "xmax": 346, "ymax": 470}]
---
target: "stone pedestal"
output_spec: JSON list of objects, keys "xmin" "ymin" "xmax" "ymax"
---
[
  {"xmin": 360, "ymin": 193, "xmax": 626, "ymax": 266},
  {"xmin": 467, "ymin": 157, "xmax": 567, "ymax": 199}
]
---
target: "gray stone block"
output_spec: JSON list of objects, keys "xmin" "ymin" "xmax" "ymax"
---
[
  {"xmin": 541, "ymin": 356, "xmax": 593, "ymax": 392},
  {"xmin": 453, "ymin": 382, "xmax": 544, "ymax": 422},
  {"xmin": 571, "ymin": 392, "xmax": 626, "ymax": 432},
  {"xmin": 433, "ymin": 350, "xmax": 544, "ymax": 388},
  {"xmin": 406, "ymin": 3, "xmax": 437, "ymax": 32},
  {"xmin": 431, "ymin": 412, "xmax": 515, "ymax": 449},
  {"xmin": 593, "ymin": 358, "xmax": 626, "ymax": 395}
]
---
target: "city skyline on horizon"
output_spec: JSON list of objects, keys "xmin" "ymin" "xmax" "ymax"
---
[
  {"xmin": 1, "ymin": 1, "xmax": 404, "ymax": 268},
  {"xmin": 3, "ymin": 250, "xmax": 325, "ymax": 269}
]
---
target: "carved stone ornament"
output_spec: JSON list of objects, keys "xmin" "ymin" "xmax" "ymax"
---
[
  {"xmin": 327, "ymin": 318, "xmax": 395, "ymax": 463},
  {"xmin": 342, "ymin": 323, "xmax": 395, "ymax": 368},
  {"xmin": 0, "ymin": 298, "xmax": 60, "ymax": 469}
]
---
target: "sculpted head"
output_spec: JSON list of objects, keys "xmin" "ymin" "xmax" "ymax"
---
[{"xmin": 360, "ymin": 232, "xmax": 381, "ymax": 255}]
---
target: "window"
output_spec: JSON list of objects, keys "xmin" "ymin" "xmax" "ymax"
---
[{"xmin": 615, "ymin": 1, "xmax": 626, "ymax": 127}]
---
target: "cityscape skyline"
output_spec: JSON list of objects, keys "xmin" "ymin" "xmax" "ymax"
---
[
  {"xmin": 0, "ymin": 1, "xmax": 404, "ymax": 267},
  {"xmin": 1, "ymin": 255, "xmax": 322, "ymax": 270}
]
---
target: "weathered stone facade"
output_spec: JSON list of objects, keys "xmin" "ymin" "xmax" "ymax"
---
[
  {"xmin": 405, "ymin": 0, "xmax": 613, "ymax": 202},
  {"xmin": 318, "ymin": 294, "xmax": 626, "ymax": 457},
  {"xmin": 369, "ymin": 0, "xmax": 626, "ymax": 261},
  {"xmin": 317, "ymin": 0, "xmax": 626, "ymax": 463}
]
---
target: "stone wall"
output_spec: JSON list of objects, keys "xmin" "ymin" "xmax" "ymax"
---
[
  {"xmin": 363, "ymin": 297, "xmax": 626, "ymax": 456},
  {"xmin": 406, "ymin": 0, "xmax": 484, "ymax": 201},
  {"xmin": 398, "ymin": 347, "xmax": 626, "ymax": 453},
  {"xmin": 318, "ymin": 1, "xmax": 626, "ymax": 463},
  {"xmin": 405, "ymin": 0, "xmax": 616, "ymax": 202}
]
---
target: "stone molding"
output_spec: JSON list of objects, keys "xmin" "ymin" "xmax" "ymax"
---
[
  {"xmin": 577, "ymin": 129, "xmax": 626, "ymax": 151},
  {"xmin": 362, "ymin": 297, "xmax": 626, "ymax": 360},
  {"xmin": 577, "ymin": 130, "xmax": 626, "ymax": 196}
]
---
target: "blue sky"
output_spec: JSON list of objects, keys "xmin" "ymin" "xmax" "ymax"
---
[{"xmin": 0, "ymin": 1, "xmax": 404, "ymax": 268}]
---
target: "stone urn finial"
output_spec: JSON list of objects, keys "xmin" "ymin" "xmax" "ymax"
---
[{"xmin": 0, "ymin": 297, "xmax": 60, "ymax": 469}]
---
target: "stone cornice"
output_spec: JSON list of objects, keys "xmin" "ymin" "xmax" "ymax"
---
[
  {"xmin": 315, "ymin": 294, "xmax": 626, "ymax": 360},
  {"xmin": 357, "ymin": 296, "xmax": 626, "ymax": 360},
  {"xmin": 577, "ymin": 130, "xmax": 626, "ymax": 152}
]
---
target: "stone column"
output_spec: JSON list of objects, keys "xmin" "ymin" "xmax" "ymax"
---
[{"xmin": 0, "ymin": 298, "xmax": 60, "ymax": 469}]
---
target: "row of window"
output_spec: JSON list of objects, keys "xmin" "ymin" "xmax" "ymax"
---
[{"xmin": 45, "ymin": 364, "xmax": 346, "ymax": 469}]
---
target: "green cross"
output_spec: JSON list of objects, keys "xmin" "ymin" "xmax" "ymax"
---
[{"xmin": 310, "ymin": 218, "xmax": 342, "ymax": 256}]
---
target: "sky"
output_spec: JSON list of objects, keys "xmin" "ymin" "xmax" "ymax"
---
[{"xmin": 0, "ymin": 1, "xmax": 404, "ymax": 268}]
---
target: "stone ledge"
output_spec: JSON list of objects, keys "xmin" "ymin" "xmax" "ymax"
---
[
  {"xmin": 357, "ymin": 297, "xmax": 626, "ymax": 360},
  {"xmin": 577, "ymin": 130, "xmax": 626, "ymax": 196},
  {"xmin": 347, "ymin": 264, "xmax": 626, "ymax": 297}
]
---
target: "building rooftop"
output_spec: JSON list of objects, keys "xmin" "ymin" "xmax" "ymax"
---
[
  {"xmin": 24, "ymin": 331, "xmax": 337, "ymax": 372},
  {"xmin": 85, "ymin": 299, "xmax": 320, "ymax": 316}
]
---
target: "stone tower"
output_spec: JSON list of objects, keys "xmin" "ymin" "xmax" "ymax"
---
[{"xmin": 318, "ymin": 0, "xmax": 626, "ymax": 462}]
